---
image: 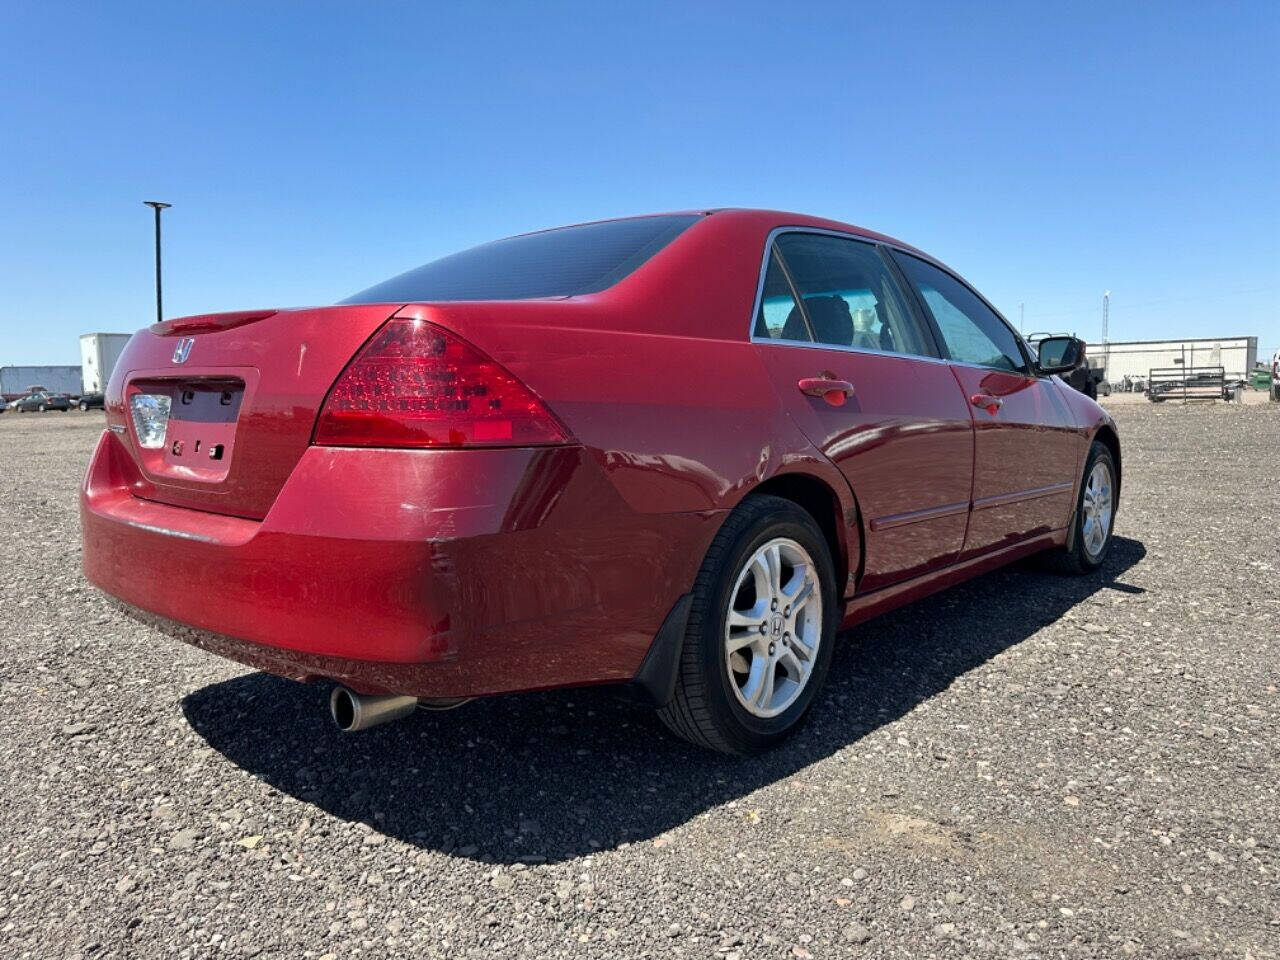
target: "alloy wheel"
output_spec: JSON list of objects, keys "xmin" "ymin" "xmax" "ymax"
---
[
  {"xmin": 724, "ymin": 537, "xmax": 823, "ymax": 719},
  {"xmin": 1080, "ymin": 460, "xmax": 1114, "ymax": 559}
]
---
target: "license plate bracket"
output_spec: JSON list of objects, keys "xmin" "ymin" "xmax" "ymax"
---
[
  {"xmin": 126, "ymin": 377, "xmax": 244, "ymax": 483},
  {"xmin": 161, "ymin": 380, "xmax": 243, "ymax": 479}
]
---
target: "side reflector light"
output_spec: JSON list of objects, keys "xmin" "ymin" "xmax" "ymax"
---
[{"xmin": 314, "ymin": 319, "xmax": 570, "ymax": 448}]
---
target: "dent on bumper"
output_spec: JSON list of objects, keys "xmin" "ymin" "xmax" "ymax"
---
[{"xmin": 81, "ymin": 431, "xmax": 720, "ymax": 698}]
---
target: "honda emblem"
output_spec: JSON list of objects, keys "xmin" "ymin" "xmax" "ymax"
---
[{"xmin": 172, "ymin": 338, "xmax": 194, "ymax": 364}]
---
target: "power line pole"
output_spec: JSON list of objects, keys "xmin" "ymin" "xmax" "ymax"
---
[
  {"xmin": 143, "ymin": 201, "xmax": 172, "ymax": 325},
  {"xmin": 1019, "ymin": 302, "xmax": 1024, "ymax": 333}
]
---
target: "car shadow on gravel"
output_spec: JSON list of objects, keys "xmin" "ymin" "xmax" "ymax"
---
[{"xmin": 183, "ymin": 536, "xmax": 1144, "ymax": 865}]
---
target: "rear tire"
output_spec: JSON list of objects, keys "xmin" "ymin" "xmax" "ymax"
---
[
  {"xmin": 1044, "ymin": 441, "xmax": 1116, "ymax": 575},
  {"xmin": 658, "ymin": 495, "xmax": 838, "ymax": 753},
  {"xmin": 79, "ymin": 402, "xmax": 89, "ymax": 411}
]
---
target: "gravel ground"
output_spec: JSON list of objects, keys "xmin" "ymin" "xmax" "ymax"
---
[{"xmin": 1, "ymin": 402, "xmax": 1277, "ymax": 959}]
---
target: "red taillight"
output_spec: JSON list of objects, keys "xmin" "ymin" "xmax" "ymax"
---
[{"xmin": 314, "ymin": 318, "xmax": 570, "ymax": 448}]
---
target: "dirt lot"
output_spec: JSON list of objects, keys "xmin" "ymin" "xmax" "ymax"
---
[{"xmin": 1, "ymin": 402, "xmax": 1277, "ymax": 959}]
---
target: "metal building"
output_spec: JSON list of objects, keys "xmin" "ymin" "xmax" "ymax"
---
[{"xmin": 1086, "ymin": 336, "xmax": 1258, "ymax": 383}]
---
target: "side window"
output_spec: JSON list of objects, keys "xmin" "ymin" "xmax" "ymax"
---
[
  {"xmin": 771, "ymin": 233, "xmax": 933, "ymax": 357},
  {"xmin": 893, "ymin": 253, "xmax": 1027, "ymax": 373},
  {"xmin": 753, "ymin": 247, "xmax": 806, "ymax": 340}
]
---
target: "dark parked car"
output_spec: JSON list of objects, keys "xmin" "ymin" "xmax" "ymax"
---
[
  {"xmin": 15, "ymin": 391, "xmax": 71, "ymax": 412},
  {"xmin": 77, "ymin": 393, "xmax": 106, "ymax": 411},
  {"xmin": 82, "ymin": 209, "xmax": 1119, "ymax": 753}
]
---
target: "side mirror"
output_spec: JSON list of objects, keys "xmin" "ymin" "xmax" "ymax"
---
[{"xmin": 1037, "ymin": 336, "xmax": 1086, "ymax": 375}]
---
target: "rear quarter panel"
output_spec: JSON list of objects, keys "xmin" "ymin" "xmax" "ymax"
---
[
  {"xmin": 392, "ymin": 212, "xmax": 862, "ymax": 592},
  {"xmin": 395, "ymin": 213, "xmax": 855, "ymax": 518}
]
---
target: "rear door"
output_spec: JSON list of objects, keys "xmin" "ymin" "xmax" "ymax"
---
[
  {"xmin": 752, "ymin": 231, "xmax": 975, "ymax": 593},
  {"xmin": 891, "ymin": 251, "xmax": 1080, "ymax": 557}
]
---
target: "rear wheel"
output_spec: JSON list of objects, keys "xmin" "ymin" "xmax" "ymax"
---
[
  {"xmin": 1045, "ymin": 441, "xmax": 1116, "ymax": 575},
  {"xmin": 79, "ymin": 401, "xmax": 89, "ymax": 411},
  {"xmin": 658, "ymin": 495, "xmax": 837, "ymax": 753}
]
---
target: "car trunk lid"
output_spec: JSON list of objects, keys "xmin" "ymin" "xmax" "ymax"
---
[{"xmin": 106, "ymin": 304, "xmax": 401, "ymax": 519}]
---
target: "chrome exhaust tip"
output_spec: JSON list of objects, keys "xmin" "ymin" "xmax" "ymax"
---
[{"xmin": 329, "ymin": 686, "xmax": 419, "ymax": 732}]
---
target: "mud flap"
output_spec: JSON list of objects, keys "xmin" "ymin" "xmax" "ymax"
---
[{"xmin": 626, "ymin": 593, "xmax": 693, "ymax": 707}]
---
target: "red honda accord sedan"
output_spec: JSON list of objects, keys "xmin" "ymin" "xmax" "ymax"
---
[{"xmin": 82, "ymin": 209, "xmax": 1119, "ymax": 753}]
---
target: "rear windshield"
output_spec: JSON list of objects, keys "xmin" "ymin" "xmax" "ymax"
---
[{"xmin": 340, "ymin": 214, "xmax": 700, "ymax": 304}]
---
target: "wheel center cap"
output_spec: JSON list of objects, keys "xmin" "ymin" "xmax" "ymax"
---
[{"xmin": 770, "ymin": 614, "xmax": 785, "ymax": 637}]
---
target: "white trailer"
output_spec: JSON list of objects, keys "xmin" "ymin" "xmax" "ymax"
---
[
  {"xmin": 1086, "ymin": 336, "xmax": 1258, "ymax": 385},
  {"xmin": 79, "ymin": 333, "xmax": 132, "ymax": 394}
]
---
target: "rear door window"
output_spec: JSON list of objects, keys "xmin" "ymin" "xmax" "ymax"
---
[
  {"xmin": 892, "ymin": 252, "xmax": 1028, "ymax": 373},
  {"xmin": 767, "ymin": 233, "xmax": 934, "ymax": 357}
]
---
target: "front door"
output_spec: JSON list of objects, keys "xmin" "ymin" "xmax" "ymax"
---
[
  {"xmin": 753, "ymin": 232, "xmax": 975, "ymax": 593},
  {"xmin": 891, "ymin": 251, "xmax": 1080, "ymax": 557}
]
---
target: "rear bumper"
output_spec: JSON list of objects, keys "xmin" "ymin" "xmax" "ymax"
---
[{"xmin": 81, "ymin": 430, "xmax": 721, "ymax": 698}]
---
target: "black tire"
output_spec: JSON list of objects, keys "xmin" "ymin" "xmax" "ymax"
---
[
  {"xmin": 658, "ymin": 495, "xmax": 838, "ymax": 753},
  {"xmin": 1044, "ymin": 441, "xmax": 1117, "ymax": 575},
  {"xmin": 79, "ymin": 402, "xmax": 89, "ymax": 411}
]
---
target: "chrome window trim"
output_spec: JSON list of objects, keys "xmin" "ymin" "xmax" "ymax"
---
[
  {"xmin": 747, "ymin": 226, "xmax": 945, "ymax": 363},
  {"xmin": 746, "ymin": 226, "xmax": 795, "ymax": 341},
  {"xmin": 748, "ymin": 334, "xmax": 952, "ymax": 366}
]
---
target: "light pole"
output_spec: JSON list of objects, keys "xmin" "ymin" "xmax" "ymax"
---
[
  {"xmin": 1102, "ymin": 290, "xmax": 1111, "ymax": 379},
  {"xmin": 1019, "ymin": 302, "xmax": 1025, "ymax": 333},
  {"xmin": 143, "ymin": 201, "xmax": 172, "ymax": 325}
]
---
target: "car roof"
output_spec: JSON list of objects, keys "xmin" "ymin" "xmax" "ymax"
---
[
  {"xmin": 502, "ymin": 208, "xmax": 933, "ymax": 261},
  {"xmin": 705, "ymin": 208, "xmax": 925, "ymax": 253}
]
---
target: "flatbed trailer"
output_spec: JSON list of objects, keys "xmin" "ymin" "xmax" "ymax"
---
[{"xmin": 1147, "ymin": 365, "xmax": 1228, "ymax": 402}]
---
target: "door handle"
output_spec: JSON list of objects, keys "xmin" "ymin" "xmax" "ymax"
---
[
  {"xmin": 798, "ymin": 376, "xmax": 855, "ymax": 407},
  {"xmin": 970, "ymin": 393, "xmax": 1004, "ymax": 414}
]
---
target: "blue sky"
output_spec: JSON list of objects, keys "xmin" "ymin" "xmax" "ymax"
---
[{"xmin": 2, "ymin": 1, "xmax": 1277, "ymax": 364}]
